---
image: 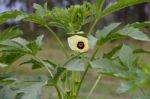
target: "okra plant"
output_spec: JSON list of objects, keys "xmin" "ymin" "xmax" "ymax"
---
[{"xmin": 0, "ymin": 0, "xmax": 150, "ymax": 99}]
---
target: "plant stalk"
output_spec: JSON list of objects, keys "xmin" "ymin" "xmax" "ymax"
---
[
  {"xmin": 88, "ymin": 19, "xmax": 98, "ymax": 36},
  {"xmin": 45, "ymin": 25, "xmax": 69, "ymax": 58},
  {"xmin": 55, "ymin": 85, "xmax": 63, "ymax": 99},
  {"xmin": 34, "ymin": 56, "xmax": 54, "ymax": 77},
  {"xmin": 76, "ymin": 16, "xmax": 101, "ymax": 97},
  {"xmin": 86, "ymin": 74, "xmax": 102, "ymax": 99},
  {"xmin": 76, "ymin": 45, "xmax": 102, "ymax": 98}
]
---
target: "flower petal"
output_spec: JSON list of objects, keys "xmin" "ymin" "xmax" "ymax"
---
[{"xmin": 67, "ymin": 35, "xmax": 89, "ymax": 52}]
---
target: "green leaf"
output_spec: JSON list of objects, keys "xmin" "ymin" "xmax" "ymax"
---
[
  {"xmin": 128, "ymin": 21, "xmax": 150, "ymax": 28},
  {"xmin": 33, "ymin": 3, "xmax": 46, "ymax": 18},
  {"xmin": 0, "ymin": 75, "xmax": 48, "ymax": 99},
  {"xmin": 53, "ymin": 66, "xmax": 66, "ymax": 83},
  {"xmin": 0, "ymin": 53, "xmax": 24, "ymax": 65},
  {"xmin": 118, "ymin": 45, "xmax": 133, "ymax": 68},
  {"xmin": 90, "ymin": 58, "xmax": 122, "ymax": 75},
  {"xmin": 35, "ymin": 35, "xmax": 44, "ymax": 48},
  {"xmin": 65, "ymin": 59, "xmax": 85, "ymax": 71},
  {"xmin": 0, "ymin": 35, "xmax": 43, "ymax": 55},
  {"xmin": 0, "ymin": 86, "xmax": 17, "ymax": 99},
  {"xmin": 117, "ymin": 27, "xmax": 150, "ymax": 41},
  {"xmin": 48, "ymin": 22, "xmax": 66, "ymax": 30},
  {"xmin": 96, "ymin": 23, "xmax": 120, "ymax": 39},
  {"xmin": 103, "ymin": 44, "xmax": 122, "ymax": 59},
  {"xmin": 101, "ymin": 0, "xmax": 150, "ymax": 17},
  {"xmin": 0, "ymin": 73, "xmax": 12, "ymax": 81},
  {"xmin": 47, "ymin": 2, "xmax": 94, "ymax": 33},
  {"xmin": 88, "ymin": 35, "xmax": 98, "ymax": 49},
  {"xmin": 0, "ymin": 11, "xmax": 22, "ymax": 24},
  {"xmin": 0, "ymin": 40, "xmax": 31, "ymax": 54},
  {"xmin": 117, "ymin": 81, "xmax": 135, "ymax": 94},
  {"xmin": 27, "ymin": 35, "xmax": 44, "ymax": 55},
  {"xmin": 21, "ymin": 58, "xmax": 54, "ymax": 70},
  {"xmin": 133, "ymin": 49, "xmax": 150, "ymax": 54},
  {"xmin": 17, "ymin": 82, "xmax": 46, "ymax": 99},
  {"xmin": 0, "ymin": 63, "xmax": 8, "ymax": 68},
  {"xmin": 0, "ymin": 27, "xmax": 23, "ymax": 41},
  {"xmin": 24, "ymin": 14, "xmax": 47, "ymax": 26},
  {"xmin": 95, "ymin": 0, "xmax": 105, "ymax": 18}
]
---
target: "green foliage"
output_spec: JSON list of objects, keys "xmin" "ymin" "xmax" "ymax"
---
[
  {"xmin": 128, "ymin": 21, "xmax": 150, "ymax": 28},
  {"xmin": 118, "ymin": 45, "xmax": 133, "ymax": 68},
  {"xmin": 96, "ymin": 23, "xmax": 121, "ymax": 39},
  {"xmin": 48, "ymin": 2, "xmax": 94, "ymax": 33},
  {"xmin": 65, "ymin": 59, "xmax": 85, "ymax": 71},
  {"xmin": 0, "ymin": 27, "xmax": 23, "ymax": 41},
  {"xmin": 0, "ymin": 75, "xmax": 48, "ymax": 99},
  {"xmin": 101, "ymin": 0, "xmax": 150, "ymax": 17},
  {"xmin": 0, "ymin": 0, "xmax": 150, "ymax": 99},
  {"xmin": 117, "ymin": 26, "xmax": 150, "ymax": 41},
  {"xmin": 91, "ymin": 44, "xmax": 150, "ymax": 94},
  {"xmin": 0, "ymin": 11, "xmax": 22, "ymax": 24}
]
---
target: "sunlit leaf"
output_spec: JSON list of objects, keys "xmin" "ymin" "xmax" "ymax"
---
[
  {"xmin": 17, "ymin": 82, "xmax": 46, "ymax": 99},
  {"xmin": 117, "ymin": 27, "xmax": 150, "ymax": 41},
  {"xmin": 103, "ymin": 44, "xmax": 122, "ymax": 59},
  {"xmin": 0, "ymin": 86, "xmax": 17, "ymax": 99},
  {"xmin": 0, "ymin": 27, "xmax": 23, "ymax": 41},
  {"xmin": 65, "ymin": 59, "xmax": 85, "ymax": 71},
  {"xmin": 101, "ymin": 0, "xmax": 150, "ymax": 17},
  {"xmin": 27, "ymin": 35, "xmax": 44, "ymax": 55},
  {"xmin": 88, "ymin": 35, "xmax": 98, "ymax": 49},
  {"xmin": 90, "ymin": 58, "xmax": 122, "ymax": 74},
  {"xmin": 118, "ymin": 45, "xmax": 133, "ymax": 68},
  {"xmin": 96, "ymin": 23, "xmax": 121, "ymax": 39},
  {"xmin": 0, "ymin": 53, "xmax": 24, "ymax": 65},
  {"xmin": 128, "ymin": 21, "xmax": 150, "ymax": 28},
  {"xmin": 117, "ymin": 81, "xmax": 135, "ymax": 94},
  {"xmin": 0, "ymin": 11, "xmax": 22, "ymax": 24}
]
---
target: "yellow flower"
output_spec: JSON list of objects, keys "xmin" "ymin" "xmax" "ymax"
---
[{"xmin": 67, "ymin": 35, "xmax": 89, "ymax": 52}]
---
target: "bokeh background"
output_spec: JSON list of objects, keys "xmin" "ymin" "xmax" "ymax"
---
[{"xmin": 0, "ymin": 0, "xmax": 150, "ymax": 99}]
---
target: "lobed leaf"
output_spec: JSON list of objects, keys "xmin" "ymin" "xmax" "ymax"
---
[
  {"xmin": 96, "ymin": 23, "xmax": 121, "ymax": 39},
  {"xmin": 103, "ymin": 44, "xmax": 122, "ymax": 59},
  {"xmin": 65, "ymin": 59, "xmax": 85, "ymax": 71},
  {"xmin": 128, "ymin": 21, "xmax": 150, "ymax": 28},
  {"xmin": 88, "ymin": 35, "xmax": 98, "ymax": 49},
  {"xmin": 117, "ymin": 27, "xmax": 150, "ymax": 41},
  {"xmin": 118, "ymin": 45, "xmax": 133, "ymax": 68},
  {"xmin": 0, "ymin": 27, "xmax": 23, "ymax": 41},
  {"xmin": 0, "ymin": 10, "xmax": 22, "ymax": 24},
  {"xmin": 27, "ymin": 35, "xmax": 44, "ymax": 55},
  {"xmin": 101, "ymin": 0, "xmax": 150, "ymax": 17}
]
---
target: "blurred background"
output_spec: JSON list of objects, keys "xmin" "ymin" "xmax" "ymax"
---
[{"xmin": 0, "ymin": 0, "xmax": 150, "ymax": 99}]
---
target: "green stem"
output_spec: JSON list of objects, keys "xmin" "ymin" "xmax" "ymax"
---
[
  {"xmin": 76, "ymin": 17, "xmax": 101, "ymax": 97},
  {"xmin": 45, "ymin": 25, "xmax": 69, "ymax": 58},
  {"xmin": 62, "ymin": 53, "xmax": 82, "ymax": 67},
  {"xmin": 91, "ymin": 46, "xmax": 101, "ymax": 60},
  {"xmin": 88, "ymin": 19, "xmax": 98, "ymax": 36},
  {"xmin": 34, "ymin": 56, "xmax": 54, "ymax": 77},
  {"xmin": 86, "ymin": 74, "xmax": 102, "ymax": 99},
  {"xmin": 76, "ymin": 46, "xmax": 101, "ymax": 97},
  {"xmin": 55, "ymin": 85, "xmax": 63, "ymax": 99},
  {"xmin": 139, "ymin": 87, "xmax": 146, "ymax": 96}
]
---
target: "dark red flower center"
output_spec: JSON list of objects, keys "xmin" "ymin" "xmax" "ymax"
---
[{"xmin": 77, "ymin": 41, "xmax": 85, "ymax": 49}]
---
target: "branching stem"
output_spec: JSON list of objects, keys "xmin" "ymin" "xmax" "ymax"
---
[{"xmin": 45, "ymin": 25, "xmax": 69, "ymax": 58}]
